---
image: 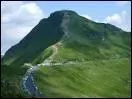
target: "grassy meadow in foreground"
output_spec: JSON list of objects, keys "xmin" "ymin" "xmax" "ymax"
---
[{"xmin": 34, "ymin": 58, "xmax": 131, "ymax": 98}]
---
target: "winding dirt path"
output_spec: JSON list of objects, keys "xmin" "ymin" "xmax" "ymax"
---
[{"xmin": 50, "ymin": 45, "xmax": 58, "ymax": 59}]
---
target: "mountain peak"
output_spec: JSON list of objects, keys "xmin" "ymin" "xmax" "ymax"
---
[
  {"xmin": 48, "ymin": 10, "xmax": 78, "ymax": 21},
  {"xmin": 39, "ymin": 10, "xmax": 77, "ymax": 24},
  {"xmin": 50, "ymin": 10, "xmax": 78, "ymax": 17},
  {"xmin": 2, "ymin": 10, "xmax": 130, "ymax": 66}
]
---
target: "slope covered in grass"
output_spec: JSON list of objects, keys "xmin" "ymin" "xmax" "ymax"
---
[
  {"xmin": 1, "ymin": 10, "xmax": 131, "ymax": 97},
  {"xmin": 34, "ymin": 58, "xmax": 131, "ymax": 98},
  {"xmin": 2, "ymin": 10, "xmax": 130, "ymax": 66},
  {"xmin": 51, "ymin": 39, "xmax": 130, "ymax": 64}
]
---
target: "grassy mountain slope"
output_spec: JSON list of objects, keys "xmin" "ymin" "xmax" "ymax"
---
[
  {"xmin": 1, "ymin": 10, "xmax": 131, "ymax": 97},
  {"xmin": 2, "ymin": 10, "xmax": 131, "ymax": 65},
  {"xmin": 34, "ymin": 58, "xmax": 131, "ymax": 98},
  {"xmin": 41, "ymin": 11, "xmax": 131, "ymax": 63},
  {"xmin": 33, "ymin": 10, "xmax": 131, "ymax": 98}
]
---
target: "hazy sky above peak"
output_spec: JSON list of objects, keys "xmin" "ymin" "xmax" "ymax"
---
[{"xmin": 1, "ymin": 1, "xmax": 131, "ymax": 55}]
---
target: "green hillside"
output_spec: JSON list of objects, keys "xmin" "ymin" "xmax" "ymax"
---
[
  {"xmin": 34, "ymin": 58, "xmax": 131, "ymax": 98},
  {"xmin": 2, "ymin": 10, "xmax": 130, "ymax": 66},
  {"xmin": 1, "ymin": 10, "xmax": 131, "ymax": 98}
]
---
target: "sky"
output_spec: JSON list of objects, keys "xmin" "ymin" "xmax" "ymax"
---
[{"xmin": 1, "ymin": 1, "xmax": 131, "ymax": 55}]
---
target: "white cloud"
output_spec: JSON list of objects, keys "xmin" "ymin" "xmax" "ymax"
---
[
  {"xmin": 115, "ymin": 1, "xmax": 130, "ymax": 6},
  {"xmin": 82, "ymin": 15, "xmax": 92, "ymax": 20},
  {"xmin": 104, "ymin": 11, "xmax": 131, "ymax": 32},
  {"xmin": 1, "ymin": 1, "xmax": 44, "ymax": 55},
  {"xmin": 1, "ymin": 2, "xmax": 44, "ymax": 25},
  {"xmin": 105, "ymin": 14, "xmax": 122, "ymax": 24}
]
